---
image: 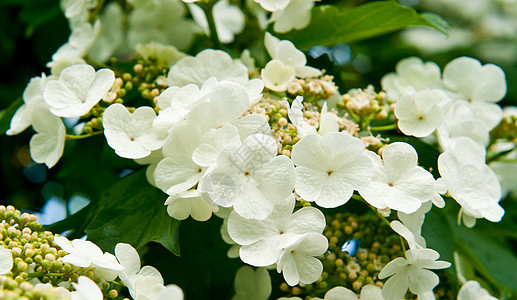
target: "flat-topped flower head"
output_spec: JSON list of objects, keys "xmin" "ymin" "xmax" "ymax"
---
[
  {"xmin": 103, "ymin": 103, "xmax": 165, "ymax": 159},
  {"xmin": 291, "ymin": 132, "xmax": 373, "ymax": 208},
  {"xmin": 358, "ymin": 142, "xmax": 435, "ymax": 214},
  {"xmin": 43, "ymin": 64, "xmax": 115, "ymax": 117},
  {"xmin": 378, "ymin": 248, "xmax": 451, "ymax": 300}
]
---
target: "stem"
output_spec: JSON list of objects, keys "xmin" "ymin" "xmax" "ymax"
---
[
  {"xmin": 200, "ymin": 2, "xmax": 221, "ymax": 49},
  {"xmin": 66, "ymin": 131, "xmax": 103, "ymax": 140},
  {"xmin": 369, "ymin": 123, "xmax": 397, "ymax": 131}
]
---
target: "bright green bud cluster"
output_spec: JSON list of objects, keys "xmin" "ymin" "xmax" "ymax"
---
[{"xmin": 0, "ymin": 276, "xmax": 68, "ymax": 300}]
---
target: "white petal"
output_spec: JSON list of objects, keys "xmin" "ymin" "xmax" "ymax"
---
[{"xmin": 0, "ymin": 248, "xmax": 13, "ymax": 274}]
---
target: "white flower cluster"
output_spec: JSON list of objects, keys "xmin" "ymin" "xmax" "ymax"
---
[{"xmin": 383, "ymin": 56, "xmax": 506, "ymax": 227}]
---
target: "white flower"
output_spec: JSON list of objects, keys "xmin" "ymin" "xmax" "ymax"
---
[
  {"xmin": 264, "ymin": 33, "xmax": 321, "ymax": 78},
  {"xmin": 71, "ymin": 276, "xmax": 103, "ymax": 300},
  {"xmin": 291, "ymin": 132, "xmax": 373, "ymax": 208},
  {"xmin": 227, "ymin": 194, "xmax": 325, "ymax": 266},
  {"xmin": 164, "ymin": 190, "xmax": 218, "ymax": 221},
  {"xmin": 154, "ymin": 125, "xmax": 206, "ymax": 195},
  {"xmin": 253, "ymin": 0, "xmax": 290, "ymax": 11},
  {"xmin": 437, "ymin": 137, "xmax": 504, "ymax": 224},
  {"xmin": 199, "ymin": 134, "xmax": 295, "ymax": 220},
  {"xmin": 286, "ymin": 96, "xmax": 338, "ymax": 138},
  {"xmin": 436, "ymin": 100, "xmax": 490, "ymax": 149},
  {"xmin": 394, "ymin": 89, "xmax": 449, "ymax": 138},
  {"xmin": 114, "ymin": 243, "xmax": 164, "ymax": 298},
  {"xmin": 378, "ymin": 248, "xmax": 450, "ymax": 300},
  {"xmin": 88, "ymin": 3, "xmax": 124, "ymax": 63},
  {"xmin": 261, "ymin": 59, "xmax": 295, "ymax": 92},
  {"xmin": 192, "ymin": 124, "xmax": 241, "ymax": 168},
  {"xmin": 392, "ymin": 201, "xmax": 432, "ymax": 250},
  {"xmin": 43, "ymin": 64, "xmax": 115, "ymax": 117},
  {"xmin": 29, "ymin": 103, "xmax": 66, "ymax": 168},
  {"xmin": 232, "ymin": 266, "xmax": 271, "ymax": 300},
  {"xmin": 54, "ymin": 236, "xmax": 123, "ymax": 281},
  {"xmin": 184, "ymin": 82, "xmax": 252, "ymax": 132},
  {"xmin": 7, "ymin": 74, "xmax": 49, "ymax": 136},
  {"xmin": 270, "ymin": 0, "xmax": 314, "ymax": 33},
  {"xmin": 457, "ymin": 280, "xmax": 498, "ymax": 300},
  {"xmin": 316, "ymin": 285, "xmax": 384, "ymax": 300},
  {"xmin": 127, "ymin": 0, "xmax": 198, "ymax": 51},
  {"xmin": 103, "ymin": 103, "xmax": 164, "ymax": 159},
  {"xmin": 442, "ymin": 56, "xmax": 506, "ymax": 129},
  {"xmin": 189, "ymin": 0, "xmax": 245, "ymax": 44},
  {"xmin": 167, "ymin": 49, "xmax": 249, "ymax": 87},
  {"xmin": 358, "ymin": 142, "xmax": 435, "ymax": 214},
  {"xmin": 0, "ymin": 248, "xmax": 13, "ymax": 275},
  {"xmin": 381, "ymin": 57, "xmax": 441, "ymax": 101},
  {"xmin": 276, "ymin": 233, "xmax": 328, "ymax": 286}
]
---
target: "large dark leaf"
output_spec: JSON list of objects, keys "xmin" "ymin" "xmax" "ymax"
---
[
  {"xmin": 85, "ymin": 170, "xmax": 181, "ymax": 255},
  {"xmin": 277, "ymin": 1, "xmax": 448, "ymax": 49}
]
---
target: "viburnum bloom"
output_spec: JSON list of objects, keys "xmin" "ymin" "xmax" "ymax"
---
[
  {"xmin": 71, "ymin": 276, "xmax": 103, "ymax": 300},
  {"xmin": 154, "ymin": 125, "xmax": 206, "ymax": 196},
  {"xmin": 232, "ymin": 266, "xmax": 271, "ymax": 300},
  {"xmin": 254, "ymin": 0, "xmax": 290, "ymax": 11},
  {"xmin": 114, "ymin": 243, "xmax": 184, "ymax": 300},
  {"xmin": 103, "ymin": 103, "xmax": 164, "ymax": 159},
  {"xmin": 43, "ymin": 64, "xmax": 115, "ymax": 117},
  {"xmin": 381, "ymin": 56, "xmax": 441, "ymax": 101},
  {"xmin": 168, "ymin": 49, "xmax": 249, "ymax": 87},
  {"xmin": 7, "ymin": 74, "xmax": 49, "ymax": 136},
  {"xmin": 0, "ymin": 248, "xmax": 13, "ymax": 275},
  {"xmin": 199, "ymin": 133, "xmax": 295, "ymax": 220},
  {"xmin": 313, "ymin": 285, "xmax": 384, "ymax": 300},
  {"xmin": 164, "ymin": 190, "xmax": 218, "ymax": 221},
  {"xmin": 436, "ymin": 100, "xmax": 491, "ymax": 149},
  {"xmin": 291, "ymin": 132, "xmax": 373, "ymax": 208},
  {"xmin": 358, "ymin": 142, "xmax": 435, "ymax": 214},
  {"xmin": 286, "ymin": 96, "xmax": 339, "ymax": 138},
  {"xmin": 270, "ymin": 0, "xmax": 314, "ymax": 33},
  {"xmin": 437, "ymin": 137, "xmax": 504, "ymax": 225},
  {"xmin": 127, "ymin": 0, "xmax": 198, "ymax": 51},
  {"xmin": 276, "ymin": 233, "xmax": 328, "ymax": 286},
  {"xmin": 188, "ymin": 0, "xmax": 245, "ymax": 44},
  {"xmin": 378, "ymin": 248, "xmax": 451, "ymax": 300},
  {"xmin": 227, "ymin": 194, "xmax": 325, "ymax": 266},
  {"xmin": 54, "ymin": 236, "xmax": 123, "ymax": 281},
  {"xmin": 265, "ymin": 33, "xmax": 321, "ymax": 78},
  {"xmin": 391, "ymin": 201, "xmax": 432, "ymax": 250},
  {"xmin": 395, "ymin": 89, "xmax": 449, "ymax": 137},
  {"xmin": 457, "ymin": 281, "xmax": 498, "ymax": 300},
  {"xmin": 29, "ymin": 103, "xmax": 66, "ymax": 168},
  {"xmin": 442, "ymin": 56, "xmax": 506, "ymax": 130}
]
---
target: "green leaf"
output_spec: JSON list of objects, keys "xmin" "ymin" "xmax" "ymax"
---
[
  {"xmin": 277, "ymin": 1, "xmax": 448, "ymax": 49},
  {"xmin": 0, "ymin": 97, "xmax": 22, "ymax": 134},
  {"xmin": 85, "ymin": 170, "xmax": 181, "ymax": 256}
]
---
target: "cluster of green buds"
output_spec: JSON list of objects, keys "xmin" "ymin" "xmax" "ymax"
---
[
  {"xmin": 489, "ymin": 110, "xmax": 517, "ymax": 151},
  {"xmin": 0, "ymin": 205, "xmax": 124, "ymax": 299},
  {"xmin": 286, "ymin": 75, "xmax": 338, "ymax": 103}
]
